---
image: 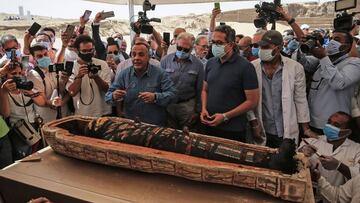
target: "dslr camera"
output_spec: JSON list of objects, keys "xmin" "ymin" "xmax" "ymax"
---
[
  {"xmin": 87, "ymin": 63, "xmax": 101, "ymax": 74},
  {"xmin": 13, "ymin": 76, "xmax": 34, "ymax": 91},
  {"xmin": 333, "ymin": 0, "xmax": 359, "ymax": 32},
  {"xmin": 130, "ymin": 0, "xmax": 161, "ymax": 34},
  {"xmin": 49, "ymin": 61, "xmax": 74, "ymax": 75},
  {"xmin": 254, "ymin": 0, "xmax": 282, "ymax": 29},
  {"xmin": 300, "ymin": 32, "xmax": 324, "ymax": 54}
]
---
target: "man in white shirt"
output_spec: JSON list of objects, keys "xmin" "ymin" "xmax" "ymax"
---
[
  {"xmin": 67, "ymin": 35, "xmax": 111, "ymax": 117},
  {"xmin": 27, "ymin": 43, "xmax": 64, "ymax": 123},
  {"xmin": 299, "ymin": 111, "xmax": 360, "ymax": 202}
]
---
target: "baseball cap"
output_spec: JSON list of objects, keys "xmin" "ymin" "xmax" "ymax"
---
[
  {"xmin": 258, "ymin": 30, "xmax": 283, "ymax": 46},
  {"xmin": 301, "ymin": 24, "xmax": 310, "ymax": 30}
]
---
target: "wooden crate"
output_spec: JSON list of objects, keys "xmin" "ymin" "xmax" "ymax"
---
[{"xmin": 42, "ymin": 116, "xmax": 314, "ymax": 203}]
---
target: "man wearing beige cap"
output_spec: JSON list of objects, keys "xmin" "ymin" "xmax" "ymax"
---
[{"xmin": 250, "ymin": 30, "xmax": 316, "ymax": 147}]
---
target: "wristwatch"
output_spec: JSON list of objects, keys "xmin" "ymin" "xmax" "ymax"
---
[
  {"xmin": 287, "ymin": 18, "xmax": 295, "ymax": 25},
  {"xmin": 222, "ymin": 113, "xmax": 229, "ymax": 122}
]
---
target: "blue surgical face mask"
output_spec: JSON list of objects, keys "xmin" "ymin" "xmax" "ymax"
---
[
  {"xmin": 323, "ymin": 124, "xmax": 341, "ymax": 141},
  {"xmin": 37, "ymin": 56, "xmax": 51, "ymax": 68},
  {"xmin": 252, "ymin": 47, "xmax": 259, "ymax": 57},
  {"xmin": 175, "ymin": 50, "xmax": 190, "ymax": 59},
  {"xmin": 326, "ymin": 40, "xmax": 342, "ymax": 56},
  {"xmin": 5, "ymin": 49, "xmax": 21, "ymax": 59},
  {"xmin": 113, "ymin": 54, "xmax": 121, "ymax": 62},
  {"xmin": 212, "ymin": 44, "xmax": 226, "ymax": 58}
]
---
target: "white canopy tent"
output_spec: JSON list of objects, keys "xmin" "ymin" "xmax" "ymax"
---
[{"xmin": 85, "ymin": 0, "xmax": 257, "ymax": 24}]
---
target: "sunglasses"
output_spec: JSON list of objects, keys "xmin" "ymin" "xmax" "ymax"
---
[
  {"xmin": 176, "ymin": 46, "xmax": 191, "ymax": 53},
  {"xmin": 4, "ymin": 48, "xmax": 17, "ymax": 52},
  {"xmin": 108, "ymin": 51, "xmax": 119, "ymax": 55},
  {"xmin": 251, "ymin": 43, "xmax": 259, "ymax": 48}
]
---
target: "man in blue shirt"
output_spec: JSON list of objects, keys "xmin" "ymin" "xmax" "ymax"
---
[
  {"xmin": 161, "ymin": 32, "xmax": 204, "ymax": 130},
  {"xmin": 105, "ymin": 42, "xmax": 176, "ymax": 126},
  {"xmin": 201, "ymin": 25, "xmax": 259, "ymax": 142}
]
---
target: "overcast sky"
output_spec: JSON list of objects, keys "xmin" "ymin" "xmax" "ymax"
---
[{"xmin": 0, "ymin": 0, "xmax": 332, "ymax": 20}]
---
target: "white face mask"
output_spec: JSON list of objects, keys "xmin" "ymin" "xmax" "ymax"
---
[{"xmin": 259, "ymin": 48, "xmax": 276, "ymax": 62}]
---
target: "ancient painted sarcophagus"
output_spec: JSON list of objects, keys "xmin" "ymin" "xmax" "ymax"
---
[{"xmin": 42, "ymin": 116, "xmax": 314, "ymax": 203}]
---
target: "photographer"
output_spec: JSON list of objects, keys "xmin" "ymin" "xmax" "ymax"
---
[
  {"xmin": 0, "ymin": 61, "xmax": 47, "ymax": 161},
  {"xmin": 27, "ymin": 43, "xmax": 65, "ymax": 123},
  {"xmin": 67, "ymin": 35, "xmax": 112, "ymax": 117},
  {"xmin": 0, "ymin": 35, "xmax": 21, "ymax": 67},
  {"xmin": 308, "ymin": 30, "xmax": 360, "ymax": 134}
]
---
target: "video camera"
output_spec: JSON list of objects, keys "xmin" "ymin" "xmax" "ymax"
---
[
  {"xmin": 300, "ymin": 32, "xmax": 325, "ymax": 54},
  {"xmin": 130, "ymin": 0, "xmax": 161, "ymax": 34},
  {"xmin": 333, "ymin": 0, "xmax": 360, "ymax": 32},
  {"xmin": 254, "ymin": 0, "xmax": 282, "ymax": 29},
  {"xmin": 13, "ymin": 76, "xmax": 34, "ymax": 91},
  {"xmin": 87, "ymin": 63, "xmax": 101, "ymax": 74},
  {"xmin": 49, "ymin": 61, "xmax": 74, "ymax": 75}
]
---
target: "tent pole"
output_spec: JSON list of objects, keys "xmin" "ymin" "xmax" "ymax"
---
[{"xmin": 128, "ymin": 0, "xmax": 135, "ymax": 46}]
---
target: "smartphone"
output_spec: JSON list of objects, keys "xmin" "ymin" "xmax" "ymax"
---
[
  {"xmin": 101, "ymin": 11, "xmax": 115, "ymax": 19},
  {"xmin": 28, "ymin": 22, "xmax": 41, "ymax": 36},
  {"xmin": 65, "ymin": 25, "xmax": 75, "ymax": 41},
  {"xmin": 83, "ymin": 10, "xmax": 92, "ymax": 21},
  {"xmin": 214, "ymin": 2, "xmax": 220, "ymax": 10},
  {"xmin": 163, "ymin": 32, "xmax": 170, "ymax": 45},
  {"xmin": 65, "ymin": 61, "xmax": 74, "ymax": 75},
  {"xmin": 21, "ymin": 55, "xmax": 30, "ymax": 69}
]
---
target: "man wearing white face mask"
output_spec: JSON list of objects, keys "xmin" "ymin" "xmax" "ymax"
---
[
  {"xmin": 298, "ymin": 111, "xmax": 360, "ymax": 202},
  {"xmin": 308, "ymin": 30, "xmax": 360, "ymax": 134},
  {"xmin": 251, "ymin": 30, "xmax": 314, "ymax": 147}
]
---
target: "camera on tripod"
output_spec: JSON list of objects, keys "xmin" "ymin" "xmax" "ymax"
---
[
  {"xmin": 48, "ymin": 61, "xmax": 74, "ymax": 75},
  {"xmin": 130, "ymin": 0, "xmax": 161, "ymax": 34},
  {"xmin": 254, "ymin": 0, "xmax": 282, "ymax": 29},
  {"xmin": 333, "ymin": 0, "xmax": 359, "ymax": 32}
]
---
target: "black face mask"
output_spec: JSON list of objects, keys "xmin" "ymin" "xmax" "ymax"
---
[{"xmin": 78, "ymin": 52, "xmax": 93, "ymax": 62}]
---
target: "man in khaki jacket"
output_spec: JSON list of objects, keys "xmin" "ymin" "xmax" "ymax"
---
[{"xmin": 250, "ymin": 30, "xmax": 315, "ymax": 147}]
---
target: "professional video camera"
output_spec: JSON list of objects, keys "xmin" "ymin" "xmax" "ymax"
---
[
  {"xmin": 254, "ymin": 0, "xmax": 282, "ymax": 29},
  {"xmin": 333, "ymin": 0, "xmax": 360, "ymax": 32},
  {"xmin": 87, "ymin": 63, "xmax": 101, "ymax": 74},
  {"xmin": 300, "ymin": 32, "xmax": 325, "ymax": 54},
  {"xmin": 13, "ymin": 76, "xmax": 34, "ymax": 91},
  {"xmin": 130, "ymin": 0, "xmax": 161, "ymax": 34},
  {"xmin": 49, "ymin": 61, "xmax": 74, "ymax": 75}
]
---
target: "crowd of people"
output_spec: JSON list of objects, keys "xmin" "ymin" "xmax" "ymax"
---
[{"xmin": 1, "ymin": 6, "xmax": 360, "ymax": 202}]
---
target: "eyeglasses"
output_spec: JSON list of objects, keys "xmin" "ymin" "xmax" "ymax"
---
[
  {"xmin": 198, "ymin": 45, "xmax": 209, "ymax": 49},
  {"xmin": 79, "ymin": 48, "xmax": 94, "ymax": 54},
  {"xmin": 108, "ymin": 51, "xmax": 119, "ymax": 55},
  {"xmin": 176, "ymin": 46, "xmax": 191, "ymax": 53},
  {"xmin": 211, "ymin": 40, "xmax": 227, "ymax": 46}
]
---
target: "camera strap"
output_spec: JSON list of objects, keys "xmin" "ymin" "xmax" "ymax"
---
[
  {"xmin": 79, "ymin": 78, "xmax": 95, "ymax": 106},
  {"xmin": 34, "ymin": 66, "xmax": 46, "ymax": 88},
  {"xmin": 8, "ymin": 93, "xmax": 33, "ymax": 107}
]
